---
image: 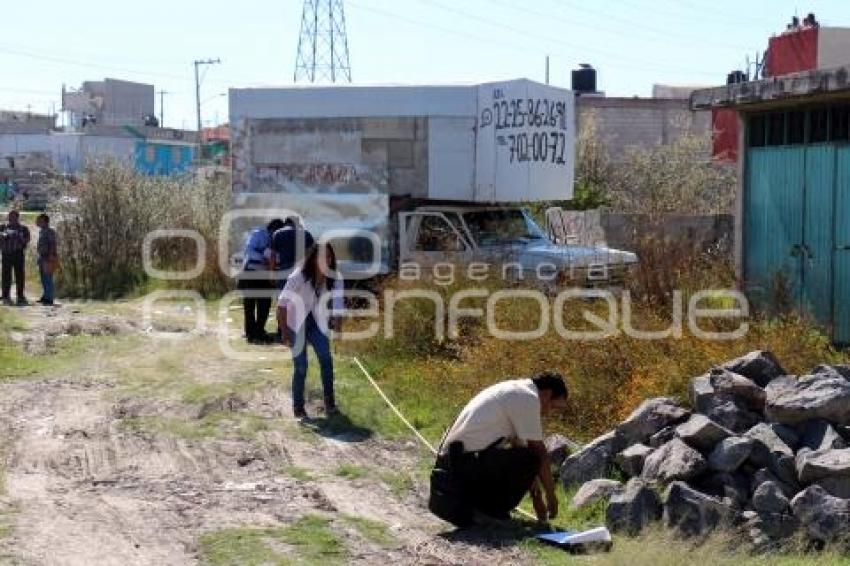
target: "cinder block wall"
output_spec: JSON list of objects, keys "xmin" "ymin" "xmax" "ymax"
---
[
  {"xmin": 577, "ymin": 97, "xmax": 712, "ymax": 159},
  {"xmin": 232, "ymin": 116, "xmax": 429, "ymax": 197}
]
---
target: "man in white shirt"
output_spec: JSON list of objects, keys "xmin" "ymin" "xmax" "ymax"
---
[{"xmin": 429, "ymin": 372, "xmax": 569, "ymax": 527}]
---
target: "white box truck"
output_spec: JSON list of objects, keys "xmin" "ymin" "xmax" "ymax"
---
[{"xmin": 228, "ymin": 79, "xmax": 636, "ymax": 284}]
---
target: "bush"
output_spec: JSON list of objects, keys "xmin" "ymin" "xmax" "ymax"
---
[
  {"xmin": 607, "ymin": 131, "xmax": 736, "ymax": 217},
  {"xmin": 51, "ymin": 162, "xmax": 232, "ymax": 299}
]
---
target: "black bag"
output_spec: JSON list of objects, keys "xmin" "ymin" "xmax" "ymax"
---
[{"xmin": 428, "ymin": 461, "xmax": 474, "ymax": 528}]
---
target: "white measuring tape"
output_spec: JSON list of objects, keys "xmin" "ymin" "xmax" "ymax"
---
[{"xmin": 353, "ymin": 356, "xmax": 539, "ymax": 522}]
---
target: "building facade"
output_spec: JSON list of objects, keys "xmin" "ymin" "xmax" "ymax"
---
[{"xmin": 693, "ymin": 64, "xmax": 850, "ymax": 344}]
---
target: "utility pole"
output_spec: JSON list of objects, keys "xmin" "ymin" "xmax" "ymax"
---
[
  {"xmin": 157, "ymin": 90, "xmax": 169, "ymax": 128},
  {"xmin": 194, "ymin": 58, "xmax": 221, "ymax": 133},
  {"xmin": 545, "ymin": 55, "xmax": 550, "ymax": 85}
]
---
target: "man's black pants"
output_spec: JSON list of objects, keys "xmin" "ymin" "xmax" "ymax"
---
[
  {"xmin": 237, "ymin": 277, "xmax": 273, "ymax": 340},
  {"xmin": 432, "ymin": 444, "xmax": 540, "ymax": 524},
  {"xmin": 1, "ymin": 251, "xmax": 25, "ymax": 300}
]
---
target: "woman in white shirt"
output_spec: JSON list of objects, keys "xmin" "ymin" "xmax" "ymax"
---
[{"xmin": 277, "ymin": 243, "xmax": 344, "ymax": 419}]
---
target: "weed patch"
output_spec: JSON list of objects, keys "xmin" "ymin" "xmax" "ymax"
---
[
  {"xmin": 334, "ymin": 464, "xmax": 369, "ymax": 480},
  {"xmin": 341, "ymin": 515, "xmax": 396, "ymax": 548},
  {"xmin": 199, "ymin": 515, "xmax": 347, "ymax": 566}
]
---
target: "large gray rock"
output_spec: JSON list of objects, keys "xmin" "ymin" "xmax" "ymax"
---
[
  {"xmin": 675, "ymin": 414, "xmax": 732, "ymax": 452},
  {"xmin": 694, "ymin": 472, "xmax": 751, "ymax": 508},
  {"xmin": 765, "ymin": 374, "xmax": 850, "ymax": 426},
  {"xmin": 791, "ymin": 485, "xmax": 850, "ymax": 543},
  {"xmin": 796, "ymin": 448, "xmax": 850, "ymax": 484},
  {"xmin": 615, "ymin": 398, "xmax": 690, "ymax": 448},
  {"xmin": 744, "ymin": 510, "xmax": 800, "ymax": 548},
  {"xmin": 641, "ymin": 438, "xmax": 707, "ymax": 482},
  {"xmin": 816, "ymin": 477, "xmax": 850, "ymax": 499},
  {"xmin": 721, "ymin": 350, "xmax": 787, "ymax": 387},
  {"xmin": 708, "ymin": 437, "xmax": 754, "ymax": 472},
  {"xmin": 744, "ymin": 423, "xmax": 794, "ymax": 467},
  {"xmin": 571, "ymin": 478, "xmax": 623, "ymax": 509},
  {"xmin": 545, "ymin": 433, "xmax": 582, "ymax": 470},
  {"xmin": 753, "ymin": 468, "xmax": 798, "ymax": 499},
  {"xmin": 560, "ymin": 431, "xmax": 616, "ymax": 489},
  {"xmin": 812, "ymin": 364, "xmax": 850, "ymax": 381},
  {"xmin": 752, "ymin": 480, "xmax": 791, "ymax": 515},
  {"xmin": 709, "ymin": 368, "xmax": 766, "ymax": 411},
  {"xmin": 689, "ymin": 374, "xmax": 716, "ymax": 414},
  {"xmin": 772, "ymin": 454, "xmax": 801, "ymax": 488},
  {"xmin": 605, "ymin": 478, "xmax": 662, "ymax": 535},
  {"xmin": 770, "ymin": 423, "xmax": 801, "ymax": 451},
  {"xmin": 663, "ymin": 481, "xmax": 734, "ymax": 537},
  {"xmin": 649, "ymin": 426, "xmax": 677, "ymax": 448},
  {"xmin": 799, "ymin": 419, "xmax": 847, "ymax": 451},
  {"xmin": 701, "ymin": 396, "xmax": 762, "ymax": 433},
  {"xmin": 615, "ymin": 444, "xmax": 654, "ymax": 478}
]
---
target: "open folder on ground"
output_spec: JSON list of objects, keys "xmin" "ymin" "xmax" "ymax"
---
[{"xmin": 535, "ymin": 526, "xmax": 613, "ymax": 553}]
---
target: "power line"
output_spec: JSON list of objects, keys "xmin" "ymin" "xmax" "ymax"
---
[
  {"xmin": 0, "ymin": 43, "xmax": 262, "ymax": 89},
  {"xmin": 614, "ymin": 0, "xmax": 773, "ymax": 28},
  {"xmin": 488, "ymin": 0, "xmax": 754, "ymax": 52},
  {"xmin": 489, "ymin": 0, "xmax": 757, "ymax": 52},
  {"xmin": 408, "ymin": 0, "xmax": 725, "ymax": 77}
]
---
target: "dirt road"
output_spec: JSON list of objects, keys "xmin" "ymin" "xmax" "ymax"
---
[{"xmin": 0, "ymin": 303, "xmax": 530, "ymax": 565}]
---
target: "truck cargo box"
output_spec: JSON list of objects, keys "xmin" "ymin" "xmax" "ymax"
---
[{"xmin": 230, "ymin": 79, "xmax": 575, "ymax": 203}]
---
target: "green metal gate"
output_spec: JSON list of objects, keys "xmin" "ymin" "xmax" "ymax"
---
[
  {"xmin": 745, "ymin": 147, "xmax": 804, "ymax": 310},
  {"xmin": 836, "ymin": 147, "xmax": 850, "ymax": 343},
  {"xmin": 745, "ymin": 110, "xmax": 850, "ymax": 344}
]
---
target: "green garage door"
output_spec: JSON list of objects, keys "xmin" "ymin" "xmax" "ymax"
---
[
  {"xmin": 745, "ymin": 106, "xmax": 850, "ymax": 344},
  {"xmin": 802, "ymin": 145, "xmax": 836, "ymax": 327},
  {"xmin": 745, "ymin": 147, "xmax": 805, "ymax": 309},
  {"xmin": 836, "ymin": 146, "xmax": 850, "ymax": 344}
]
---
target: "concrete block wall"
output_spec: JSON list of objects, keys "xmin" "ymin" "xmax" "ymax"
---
[
  {"xmin": 577, "ymin": 97, "xmax": 712, "ymax": 159},
  {"xmin": 232, "ymin": 116, "xmax": 429, "ymax": 198}
]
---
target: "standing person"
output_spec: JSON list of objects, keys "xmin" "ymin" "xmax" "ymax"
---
[
  {"xmin": 277, "ymin": 243, "xmax": 343, "ymax": 419},
  {"xmin": 35, "ymin": 213, "xmax": 58, "ymax": 306},
  {"xmin": 271, "ymin": 217, "xmax": 314, "ymax": 290},
  {"xmin": 0, "ymin": 178, "xmax": 8, "ymax": 206},
  {"xmin": 429, "ymin": 372, "xmax": 569, "ymax": 527},
  {"xmin": 0, "ymin": 210, "xmax": 31, "ymax": 306},
  {"xmin": 237, "ymin": 218, "xmax": 284, "ymax": 344}
]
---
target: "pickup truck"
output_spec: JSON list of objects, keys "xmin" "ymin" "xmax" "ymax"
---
[{"xmin": 395, "ymin": 205, "xmax": 637, "ymax": 286}]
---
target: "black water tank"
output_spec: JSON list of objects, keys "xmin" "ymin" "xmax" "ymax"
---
[
  {"xmin": 572, "ymin": 64, "xmax": 597, "ymax": 94},
  {"xmin": 727, "ymin": 70, "xmax": 747, "ymax": 85}
]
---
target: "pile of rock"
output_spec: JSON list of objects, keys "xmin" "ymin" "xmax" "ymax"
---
[{"xmin": 555, "ymin": 351, "xmax": 850, "ymax": 549}]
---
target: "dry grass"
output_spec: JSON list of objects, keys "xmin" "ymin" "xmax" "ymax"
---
[
  {"xmin": 341, "ymin": 269, "xmax": 846, "ymax": 441},
  {"xmin": 51, "ymin": 162, "xmax": 232, "ymax": 299}
]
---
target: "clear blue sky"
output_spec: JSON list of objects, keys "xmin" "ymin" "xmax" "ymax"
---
[{"xmin": 1, "ymin": 1, "xmax": 846, "ymax": 129}]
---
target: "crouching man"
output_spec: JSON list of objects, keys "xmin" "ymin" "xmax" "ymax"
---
[{"xmin": 429, "ymin": 371, "xmax": 569, "ymax": 527}]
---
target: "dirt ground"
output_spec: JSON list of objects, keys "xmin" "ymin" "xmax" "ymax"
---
[{"xmin": 0, "ymin": 302, "xmax": 533, "ymax": 565}]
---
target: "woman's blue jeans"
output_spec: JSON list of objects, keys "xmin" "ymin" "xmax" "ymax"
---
[{"xmin": 289, "ymin": 314, "xmax": 334, "ymax": 411}]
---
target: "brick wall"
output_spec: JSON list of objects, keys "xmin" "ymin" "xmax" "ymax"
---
[{"xmin": 577, "ymin": 97, "xmax": 712, "ymax": 160}]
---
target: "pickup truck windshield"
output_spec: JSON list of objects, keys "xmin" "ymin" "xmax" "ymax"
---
[{"xmin": 462, "ymin": 210, "xmax": 547, "ymax": 247}]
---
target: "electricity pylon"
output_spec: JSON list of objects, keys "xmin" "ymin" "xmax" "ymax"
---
[{"xmin": 294, "ymin": 0, "xmax": 352, "ymax": 83}]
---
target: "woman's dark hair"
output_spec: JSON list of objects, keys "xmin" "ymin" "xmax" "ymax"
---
[
  {"xmin": 267, "ymin": 218, "xmax": 285, "ymax": 233},
  {"xmin": 531, "ymin": 371, "xmax": 568, "ymax": 399},
  {"xmin": 302, "ymin": 243, "xmax": 337, "ymax": 294}
]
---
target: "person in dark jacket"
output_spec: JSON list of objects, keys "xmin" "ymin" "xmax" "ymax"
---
[
  {"xmin": 35, "ymin": 213, "xmax": 58, "ymax": 306},
  {"xmin": 237, "ymin": 218, "xmax": 284, "ymax": 343},
  {"xmin": 0, "ymin": 210, "xmax": 31, "ymax": 306}
]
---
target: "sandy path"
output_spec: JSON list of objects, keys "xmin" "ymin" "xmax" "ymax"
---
[{"xmin": 0, "ymin": 305, "xmax": 530, "ymax": 565}]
